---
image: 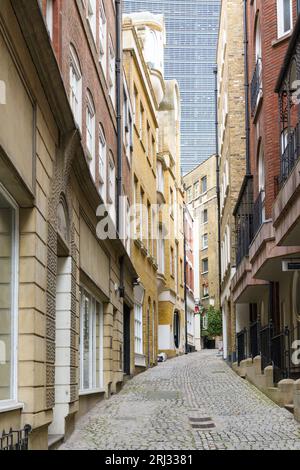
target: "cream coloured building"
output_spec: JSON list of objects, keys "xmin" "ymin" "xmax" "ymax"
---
[
  {"xmin": 184, "ymin": 155, "xmax": 220, "ymax": 348},
  {"xmin": 217, "ymin": 0, "xmax": 246, "ymax": 361}
]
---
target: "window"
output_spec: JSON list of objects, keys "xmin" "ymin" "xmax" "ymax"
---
[
  {"xmin": 187, "ymin": 187, "xmax": 192, "ymax": 202},
  {"xmin": 139, "ymin": 189, "xmax": 144, "ymax": 240},
  {"xmin": 79, "ymin": 288, "xmax": 103, "ymax": 391},
  {"xmin": 202, "ymin": 233, "xmax": 208, "ymax": 249},
  {"xmin": 0, "ymin": 186, "xmax": 18, "ymax": 404},
  {"xmin": 203, "ymin": 209, "xmax": 208, "ymax": 224},
  {"xmin": 86, "ymin": 91, "xmax": 96, "ymax": 180},
  {"xmin": 133, "ymin": 178, "xmax": 138, "ymax": 239},
  {"xmin": 139, "ymin": 102, "xmax": 144, "ymax": 141},
  {"xmin": 99, "ymin": 1, "xmax": 107, "ymax": 75},
  {"xmin": 180, "ymin": 259, "xmax": 183, "ymax": 285},
  {"xmin": 125, "ymin": 198, "xmax": 131, "ymax": 255},
  {"xmin": 134, "ymin": 304, "xmax": 143, "ymax": 354},
  {"xmin": 123, "ymin": 84, "xmax": 133, "ymax": 161},
  {"xmin": 69, "ymin": 45, "xmax": 82, "ymax": 130},
  {"xmin": 46, "ymin": 0, "xmax": 54, "ymax": 39},
  {"xmin": 170, "ymin": 247, "xmax": 175, "ymax": 277},
  {"xmin": 203, "ymin": 282, "xmax": 209, "ymax": 298},
  {"xmin": 133, "ymin": 86, "xmax": 138, "ymax": 124},
  {"xmin": 194, "ymin": 181, "xmax": 200, "ymax": 198},
  {"xmin": 170, "ymin": 188, "xmax": 174, "ymax": 218},
  {"xmin": 201, "ymin": 176, "xmax": 207, "ymax": 193},
  {"xmin": 108, "ymin": 156, "xmax": 115, "ymax": 205},
  {"xmin": 157, "ymin": 161, "xmax": 164, "ymax": 194},
  {"xmin": 202, "ymin": 258, "xmax": 208, "ymax": 273},
  {"xmin": 158, "ymin": 227, "xmax": 165, "ymax": 274},
  {"xmin": 108, "ymin": 36, "xmax": 116, "ymax": 107},
  {"xmin": 277, "ymin": 0, "xmax": 293, "ymax": 38},
  {"xmin": 87, "ymin": 0, "xmax": 96, "ymax": 42},
  {"xmin": 147, "ymin": 203, "xmax": 151, "ymax": 252},
  {"xmin": 99, "ymin": 125, "xmax": 106, "ymax": 201}
]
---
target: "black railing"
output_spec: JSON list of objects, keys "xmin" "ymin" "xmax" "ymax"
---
[
  {"xmin": 260, "ymin": 323, "xmax": 272, "ymax": 372},
  {"xmin": 237, "ymin": 328, "xmax": 247, "ymax": 365},
  {"xmin": 253, "ymin": 190, "xmax": 265, "ymax": 237},
  {"xmin": 249, "ymin": 320, "xmax": 259, "ymax": 359},
  {"xmin": 235, "ymin": 177, "xmax": 254, "ymax": 266},
  {"xmin": 280, "ymin": 123, "xmax": 300, "ymax": 187},
  {"xmin": 271, "ymin": 327, "xmax": 290, "ymax": 384},
  {"xmin": 251, "ymin": 58, "xmax": 262, "ymax": 115},
  {"xmin": 0, "ymin": 425, "xmax": 31, "ymax": 450}
]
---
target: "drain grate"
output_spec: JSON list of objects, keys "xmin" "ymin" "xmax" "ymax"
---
[{"xmin": 188, "ymin": 416, "xmax": 216, "ymax": 431}]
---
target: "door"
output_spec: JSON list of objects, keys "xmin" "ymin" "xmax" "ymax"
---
[{"xmin": 123, "ymin": 304, "xmax": 131, "ymax": 375}]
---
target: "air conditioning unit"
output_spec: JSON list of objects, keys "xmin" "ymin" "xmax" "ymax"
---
[{"xmin": 282, "ymin": 259, "xmax": 300, "ymax": 272}]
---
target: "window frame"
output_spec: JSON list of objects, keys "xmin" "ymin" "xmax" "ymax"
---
[
  {"xmin": 79, "ymin": 286, "xmax": 104, "ymax": 393},
  {"xmin": 134, "ymin": 303, "xmax": 143, "ymax": 355},
  {"xmin": 277, "ymin": 0, "xmax": 293, "ymax": 38},
  {"xmin": 86, "ymin": 91, "xmax": 96, "ymax": 180},
  {"xmin": 0, "ymin": 184, "xmax": 19, "ymax": 408},
  {"xmin": 69, "ymin": 45, "xmax": 82, "ymax": 131}
]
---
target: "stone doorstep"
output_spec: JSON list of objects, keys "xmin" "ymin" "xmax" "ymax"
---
[{"xmin": 48, "ymin": 434, "xmax": 64, "ymax": 450}]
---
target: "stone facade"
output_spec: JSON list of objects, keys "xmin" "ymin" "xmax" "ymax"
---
[
  {"xmin": 0, "ymin": 0, "xmax": 137, "ymax": 449},
  {"xmin": 184, "ymin": 155, "xmax": 220, "ymax": 348},
  {"xmin": 217, "ymin": 0, "xmax": 246, "ymax": 361}
]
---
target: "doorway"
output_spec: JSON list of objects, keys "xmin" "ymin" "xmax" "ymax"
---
[
  {"xmin": 123, "ymin": 304, "xmax": 131, "ymax": 375},
  {"xmin": 174, "ymin": 311, "xmax": 180, "ymax": 349}
]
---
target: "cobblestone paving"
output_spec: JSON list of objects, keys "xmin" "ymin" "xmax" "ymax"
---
[{"xmin": 61, "ymin": 350, "xmax": 300, "ymax": 450}]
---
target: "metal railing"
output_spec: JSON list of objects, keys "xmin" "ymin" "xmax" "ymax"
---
[
  {"xmin": 249, "ymin": 320, "xmax": 259, "ymax": 359},
  {"xmin": 253, "ymin": 190, "xmax": 265, "ymax": 237},
  {"xmin": 237, "ymin": 328, "xmax": 247, "ymax": 366},
  {"xmin": 280, "ymin": 123, "xmax": 300, "ymax": 187},
  {"xmin": 251, "ymin": 58, "xmax": 262, "ymax": 115},
  {"xmin": 271, "ymin": 327, "xmax": 290, "ymax": 384},
  {"xmin": 235, "ymin": 177, "xmax": 254, "ymax": 266},
  {"xmin": 259, "ymin": 323, "xmax": 272, "ymax": 372},
  {"xmin": 0, "ymin": 425, "xmax": 31, "ymax": 451}
]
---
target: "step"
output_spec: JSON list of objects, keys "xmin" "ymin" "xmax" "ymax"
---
[
  {"xmin": 48, "ymin": 434, "xmax": 64, "ymax": 450},
  {"xmin": 284, "ymin": 404, "xmax": 295, "ymax": 415}
]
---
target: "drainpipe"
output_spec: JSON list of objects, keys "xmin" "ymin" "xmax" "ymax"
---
[
  {"xmin": 213, "ymin": 67, "xmax": 222, "ymax": 305},
  {"xmin": 116, "ymin": 0, "xmax": 122, "ymax": 235},
  {"xmin": 244, "ymin": 0, "xmax": 251, "ymax": 176},
  {"xmin": 183, "ymin": 205, "xmax": 188, "ymax": 354}
]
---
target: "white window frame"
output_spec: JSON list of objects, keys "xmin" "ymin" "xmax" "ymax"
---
[
  {"xmin": 99, "ymin": 1, "xmax": 107, "ymax": 76},
  {"xmin": 70, "ymin": 46, "xmax": 82, "ymax": 131},
  {"xmin": 79, "ymin": 287, "xmax": 104, "ymax": 393},
  {"xmin": 277, "ymin": 0, "xmax": 293, "ymax": 38},
  {"xmin": 202, "ymin": 233, "xmax": 208, "ymax": 250},
  {"xmin": 46, "ymin": 0, "xmax": 54, "ymax": 40},
  {"xmin": 0, "ymin": 184, "xmax": 19, "ymax": 408},
  {"xmin": 86, "ymin": 92, "xmax": 96, "ymax": 180},
  {"xmin": 108, "ymin": 36, "xmax": 116, "ymax": 107},
  {"xmin": 134, "ymin": 303, "xmax": 143, "ymax": 355},
  {"xmin": 108, "ymin": 156, "xmax": 116, "ymax": 204},
  {"xmin": 202, "ymin": 258, "xmax": 208, "ymax": 274},
  {"xmin": 99, "ymin": 125, "xmax": 106, "ymax": 201},
  {"xmin": 87, "ymin": 0, "xmax": 96, "ymax": 42}
]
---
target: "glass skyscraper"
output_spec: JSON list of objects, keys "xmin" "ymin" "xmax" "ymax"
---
[{"xmin": 124, "ymin": 0, "xmax": 221, "ymax": 174}]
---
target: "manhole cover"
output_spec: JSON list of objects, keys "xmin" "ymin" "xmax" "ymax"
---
[
  {"xmin": 189, "ymin": 417, "xmax": 212, "ymax": 423},
  {"xmin": 147, "ymin": 390, "xmax": 179, "ymax": 400}
]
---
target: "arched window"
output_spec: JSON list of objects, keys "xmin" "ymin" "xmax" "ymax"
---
[
  {"xmin": 99, "ymin": 124, "xmax": 106, "ymax": 201},
  {"xmin": 86, "ymin": 90, "xmax": 96, "ymax": 180},
  {"xmin": 255, "ymin": 17, "xmax": 262, "ymax": 62},
  {"xmin": 69, "ymin": 45, "xmax": 82, "ymax": 130},
  {"xmin": 258, "ymin": 143, "xmax": 265, "ymax": 192}
]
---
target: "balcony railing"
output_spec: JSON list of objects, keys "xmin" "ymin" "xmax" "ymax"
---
[
  {"xmin": 251, "ymin": 58, "xmax": 262, "ymax": 115},
  {"xmin": 249, "ymin": 320, "xmax": 259, "ymax": 359},
  {"xmin": 234, "ymin": 176, "xmax": 254, "ymax": 266},
  {"xmin": 237, "ymin": 328, "xmax": 247, "ymax": 365},
  {"xmin": 238, "ymin": 321, "xmax": 300, "ymax": 384},
  {"xmin": 279, "ymin": 123, "xmax": 300, "ymax": 187},
  {"xmin": 253, "ymin": 190, "xmax": 265, "ymax": 237}
]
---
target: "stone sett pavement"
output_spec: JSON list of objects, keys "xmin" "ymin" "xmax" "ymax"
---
[{"xmin": 61, "ymin": 350, "xmax": 300, "ymax": 450}]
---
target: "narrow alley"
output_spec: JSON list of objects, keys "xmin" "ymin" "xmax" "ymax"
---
[{"xmin": 61, "ymin": 352, "xmax": 300, "ymax": 451}]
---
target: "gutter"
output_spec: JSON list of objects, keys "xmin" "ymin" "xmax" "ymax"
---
[
  {"xmin": 243, "ymin": 0, "xmax": 251, "ymax": 176},
  {"xmin": 183, "ymin": 205, "xmax": 188, "ymax": 354},
  {"xmin": 116, "ymin": 0, "xmax": 122, "ymax": 236}
]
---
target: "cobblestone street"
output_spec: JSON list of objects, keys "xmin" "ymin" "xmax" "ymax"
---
[{"xmin": 61, "ymin": 351, "xmax": 300, "ymax": 450}]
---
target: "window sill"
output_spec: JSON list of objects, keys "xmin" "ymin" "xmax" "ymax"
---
[
  {"xmin": 0, "ymin": 402, "xmax": 24, "ymax": 414},
  {"xmin": 79, "ymin": 388, "xmax": 105, "ymax": 397},
  {"xmin": 272, "ymin": 31, "xmax": 292, "ymax": 48}
]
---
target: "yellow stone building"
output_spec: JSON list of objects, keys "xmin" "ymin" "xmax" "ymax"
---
[
  {"xmin": 123, "ymin": 12, "xmax": 186, "ymax": 358},
  {"xmin": 184, "ymin": 156, "xmax": 220, "ymax": 347},
  {"xmin": 123, "ymin": 18, "xmax": 159, "ymax": 371}
]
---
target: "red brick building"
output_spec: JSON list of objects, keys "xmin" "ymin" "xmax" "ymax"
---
[{"xmin": 232, "ymin": 1, "xmax": 300, "ymax": 396}]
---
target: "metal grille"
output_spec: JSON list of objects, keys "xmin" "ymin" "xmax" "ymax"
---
[
  {"xmin": 234, "ymin": 176, "xmax": 254, "ymax": 266},
  {"xmin": 0, "ymin": 425, "xmax": 31, "ymax": 451}
]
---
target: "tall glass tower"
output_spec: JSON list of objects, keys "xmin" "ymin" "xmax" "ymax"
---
[{"xmin": 124, "ymin": 0, "xmax": 221, "ymax": 174}]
